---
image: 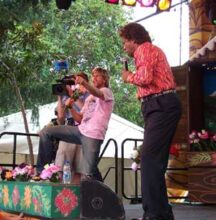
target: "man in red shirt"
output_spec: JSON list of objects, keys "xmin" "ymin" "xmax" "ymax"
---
[{"xmin": 119, "ymin": 22, "xmax": 182, "ymax": 220}]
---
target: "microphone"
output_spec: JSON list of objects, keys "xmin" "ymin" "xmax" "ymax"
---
[{"xmin": 121, "ymin": 58, "xmax": 128, "ymax": 71}]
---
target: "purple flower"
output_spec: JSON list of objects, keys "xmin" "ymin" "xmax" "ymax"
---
[
  {"xmin": 212, "ymin": 134, "xmax": 216, "ymax": 142},
  {"xmin": 12, "ymin": 164, "xmax": 34, "ymax": 181},
  {"xmin": 189, "ymin": 129, "xmax": 216, "ymax": 151}
]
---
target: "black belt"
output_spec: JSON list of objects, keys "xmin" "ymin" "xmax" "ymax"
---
[{"xmin": 140, "ymin": 89, "xmax": 176, "ymax": 103}]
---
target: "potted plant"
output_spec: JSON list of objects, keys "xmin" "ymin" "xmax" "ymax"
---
[{"xmin": 188, "ymin": 129, "xmax": 216, "ymax": 203}]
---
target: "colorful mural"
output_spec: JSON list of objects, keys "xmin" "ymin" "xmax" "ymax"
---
[
  {"xmin": 0, "ymin": 182, "xmax": 80, "ymax": 219},
  {"xmin": 189, "ymin": 0, "xmax": 214, "ymax": 57}
]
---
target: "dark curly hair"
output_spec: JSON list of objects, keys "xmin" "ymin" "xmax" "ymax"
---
[{"xmin": 119, "ymin": 22, "xmax": 152, "ymax": 44}]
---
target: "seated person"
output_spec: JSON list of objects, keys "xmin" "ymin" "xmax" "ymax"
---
[{"xmin": 54, "ymin": 72, "xmax": 102, "ymax": 182}]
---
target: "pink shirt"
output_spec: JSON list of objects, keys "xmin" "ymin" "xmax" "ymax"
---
[
  {"xmin": 127, "ymin": 42, "xmax": 176, "ymax": 99},
  {"xmin": 78, "ymin": 87, "xmax": 114, "ymax": 140}
]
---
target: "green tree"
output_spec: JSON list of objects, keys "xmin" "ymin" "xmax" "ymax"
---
[
  {"xmin": 0, "ymin": 0, "xmax": 55, "ymax": 164},
  {"xmin": 0, "ymin": 0, "xmax": 143, "ymax": 132}
]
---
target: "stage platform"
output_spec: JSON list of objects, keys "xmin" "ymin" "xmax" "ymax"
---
[
  {"xmin": 124, "ymin": 203, "xmax": 216, "ymax": 220},
  {"xmin": 1, "ymin": 203, "xmax": 216, "ymax": 219}
]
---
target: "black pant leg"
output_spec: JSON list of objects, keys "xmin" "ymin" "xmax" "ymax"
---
[
  {"xmin": 140, "ymin": 93, "xmax": 181, "ymax": 218},
  {"xmin": 36, "ymin": 127, "xmax": 55, "ymax": 172}
]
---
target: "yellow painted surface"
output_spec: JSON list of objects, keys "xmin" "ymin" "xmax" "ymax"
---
[
  {"xmin": 0, "ymin": 211, "xmax": 39, "ymax": 220},
  {"xmin": 189, "ymin": 0, "xmax": 214, "ymax": 57}
]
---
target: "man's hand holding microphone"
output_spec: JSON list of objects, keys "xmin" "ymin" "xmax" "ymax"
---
[{"xmin": 121, "ymin": 58, "xmax": 132, "ymax": 83}]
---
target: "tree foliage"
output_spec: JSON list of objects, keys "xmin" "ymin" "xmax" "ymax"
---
[{"xmin": 0, "ymin": 0, "xmax": 143, "ymax": 127}]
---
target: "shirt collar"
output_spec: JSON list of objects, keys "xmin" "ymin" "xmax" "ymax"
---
[{"xmin": 134, "ymin": 42, "xmax": 151, "ymax": 60}]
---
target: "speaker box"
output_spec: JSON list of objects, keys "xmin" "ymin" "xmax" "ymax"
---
[{"xmin": 81, "ymin": 180, "xmax": 125, "ymax": 219}]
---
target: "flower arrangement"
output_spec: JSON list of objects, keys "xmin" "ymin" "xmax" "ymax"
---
[
  {"xmin": 64, "ymin": 85, "xmax": 82, "ymax": 110},
  {"xmin": 12, "ymin": 163, "xmax": 34, "ymax": 181},
  {"xmin": 189, "ymin": 129, "xmax": 216, "ymax": 151},
  {"xmin": 71, "ymin": 85, "xmax": 82, "ymax": 101},
  {"xmin": 130, "ymin": 144, "xmax": 184, "ymax": 171},
  {"xmin": 130, "ymin": 145, "xmax": 141, "ymax": 171},
  {"xmin": 39, "ymin": 163, "xmax": 62, "ymax": 183},
  {"xmin": 0, "ymin": 163, "xmax": 62, "ymax": 183}
]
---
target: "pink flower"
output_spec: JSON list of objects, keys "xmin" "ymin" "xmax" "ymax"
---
[
  {"xmin": 131, "ymin": 162, "xmax": 139, "ymax": 171},
  {"xmin": 12, "ymin": 164, "xmax": 34, "ymax": 181},
  {"xmin": 40, "ymin": 169, "xmax": 53, "ymax": 180},
  {"xmin": 40, "ymin": 164, "xmax": 61, "ymax": 182},
  {"xmin": 198, "ymin": 130, "xmax": 209, "ymax": 140},
  {"xmin": 189, "ymin": 129, "xmax": 216, "ymax": 151},
  {"xmin": 212, "ymin": 134, "xmax": 216, "ymax": 142},
  {"xmin": 189, "ymin": 130, "xmax": 197, "ymax": 139},
  {"xmin": 26, "ymin": 165, "xmax": 34, "ymax": 176},
  {"xmin": 47, "ymin": 164, "xmax": 61, "ymax": 173}
]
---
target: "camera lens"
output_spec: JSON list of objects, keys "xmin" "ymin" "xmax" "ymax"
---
[
  {"xmin": 57, "ymin": 86, "xmax": 64, "ymax": 92},
  {"xmin": 52, "ymin": 83, "xmax": 67, "ymax": 95}
]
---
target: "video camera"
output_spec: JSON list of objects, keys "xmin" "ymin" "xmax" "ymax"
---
[
  {"xmin": 52, "ymin": 75, "xmax": 75, "ymax": 96},
  {"xmin": 51, "ymin": 59, "xmax": 75, "ymax": 96}
]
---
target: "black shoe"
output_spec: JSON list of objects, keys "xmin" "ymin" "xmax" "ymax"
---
[
  {"xmin": 143, "ymin": 217, "xmax": 162, "ymax": 220},
  {"xmin": 143, "ymin": 213, "xmax": 163, "ymax": 220},
  {"xmin": 131, "ymin": 209, "xmax": 174, "ymax": 220},
  {"xmin": 162, "ymin": 209, "xmax": 175, "ymax": 220},
  {"xmin": 130, "ymin": 217, "xmax": 161, "ymax": 220},
  {"xmin": 131, "ymin": 218, "xmax": 144, "ymax": 220}
]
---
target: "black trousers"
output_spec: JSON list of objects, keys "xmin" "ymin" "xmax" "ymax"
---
[{"xmin": 140, "ymin": 93, "xmax": 182, "ymax": 218}]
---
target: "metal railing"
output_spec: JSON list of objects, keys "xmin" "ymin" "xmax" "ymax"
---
[
  {"xmin": 121, "ymin": 138, "xmax": 143, "ymax": 202},
  {"xmin": 98, "ymin": 138, "xmax": 118, "ymax": 193},
  {"xmin": 121, "ymin": 138, "xmax": 189, "ymax": 203},
  {"xmin": 0, "ymin": 132, "xmax": 190, "ymax": 202},
  {"xmin": 0, "ymin": 131, "xmax": 39, "ymax": 168}
]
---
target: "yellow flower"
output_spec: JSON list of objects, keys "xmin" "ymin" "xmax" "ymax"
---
[
  {"xmin": 5, "ymin": 171, "xmax": 13, "ymax": 180},
  {"xmin": 24, "ymin": 186, "xmax": 32, "ymax": 208},
  {"xmin": 3, "ymin": 185, "xmax": 9, "ymax": 206}
]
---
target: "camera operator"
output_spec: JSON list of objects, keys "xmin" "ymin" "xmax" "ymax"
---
[
  {"xmin": 55, "ymin": 74, "xmax": 77, "ymax": 126},
  {"xmin": 40, "ymin": 73, "xmax": 89, "ymax": 173},
  {"xmin": 36, "ymin": 67, "xmax": 114, "ymax": 181},
  {"xmin": 42, "ymin": 74, "xmax": 77, "ymax": 161}
]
